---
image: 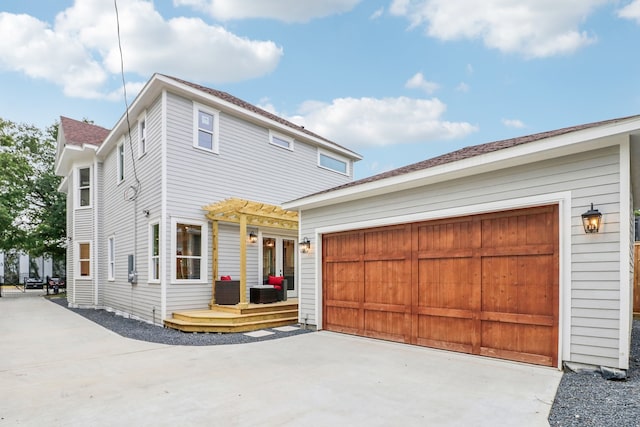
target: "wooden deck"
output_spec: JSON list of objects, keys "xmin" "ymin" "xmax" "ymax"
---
[{"xmin": 164, "ymin": 299, "xmax": 299, "ymax": 333}]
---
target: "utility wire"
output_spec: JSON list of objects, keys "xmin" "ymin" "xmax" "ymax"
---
[{"xmin": 114, "ymin": 0, "xmax": 140, "ymax": 195}]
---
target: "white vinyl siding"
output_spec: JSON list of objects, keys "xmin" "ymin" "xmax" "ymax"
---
[
  {"xmin": 162, "ymin": 92, "xmax": 354, "ymax": 314},
  {"xmin": 299, "ymin": 145, "xmax": 624, "ymax": 369},
  {"xmin": 99, "ymin": 94, "xmax": 163, "ymax": 323}
]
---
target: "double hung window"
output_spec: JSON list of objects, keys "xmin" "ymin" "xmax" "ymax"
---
[{"xmin": 78, "ymin": 167, "xmax": 91, "ymax": 207}]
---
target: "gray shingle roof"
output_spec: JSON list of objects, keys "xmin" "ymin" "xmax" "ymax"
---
[{"xmin": 301, "ymin": 114, "xmax": 640, "ymax": 197}]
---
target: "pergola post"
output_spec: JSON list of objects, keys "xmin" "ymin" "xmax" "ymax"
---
[
  {"xmin": 210, "ymin": 220, "xmax": 219, "ymax": 306},
  {"xmin": 239, "ymin": 213, "xmax": 248, "ymax": 307}
]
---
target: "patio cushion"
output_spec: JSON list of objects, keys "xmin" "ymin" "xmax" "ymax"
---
[{"xmin": 268, "ymin": 275, "xmax": 284, "ymax": 286}]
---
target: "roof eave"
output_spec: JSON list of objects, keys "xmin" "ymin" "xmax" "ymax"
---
[{"xmin": 284, "ymin": 118, "xmax": 640, "ymax": 211}]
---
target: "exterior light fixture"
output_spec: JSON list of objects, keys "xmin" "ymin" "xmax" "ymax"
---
[
  {"xmin": 248, "ymin": 232, "xmax": 258, "ymax": 244},
  {"xmin": 581, "ymin": 203, "xmax": 602, "ymax": 234},
  {"xmin": 299, "ymin": 237, "xmax": 311, "ymax": 253}
]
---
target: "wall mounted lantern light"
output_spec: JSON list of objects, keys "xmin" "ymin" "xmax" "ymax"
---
[
  {"xmin": 248, "ymin": 232, "xmax": 258, "ymax": 244},
  {"xmin": 299, "ymin": 237, "xmax": 311, "ymax": 253},
  {"xmin": 581, "ymin": 203, "xmax": 602, "ymax": 234}
]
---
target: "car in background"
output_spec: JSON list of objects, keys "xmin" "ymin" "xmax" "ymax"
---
[{"xmin": 24, "ymin": 277, "xmax": 44, "ymax": 289}]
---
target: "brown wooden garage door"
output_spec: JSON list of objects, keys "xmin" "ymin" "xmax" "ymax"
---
[{"xmin": 322, "ymin": 205, "xmax": 559, "ymax": 366}]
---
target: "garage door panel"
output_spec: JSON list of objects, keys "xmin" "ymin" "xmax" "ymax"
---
[
  {"xmin": 364, "ymin": 311, "xmax": 410, "ymax": 343},
  {"xmin": 482, "ymin": 208, "xmax": 555, "ymax": 248},
  {"xmin": 325, "ymin": 306, "xmax": 361, "ymax": 333},
  {"xmin": 482, "ymin": 255, "xmax": 555, "ymax": 316},
  {"xmin": 416, "ymin": 315, "xmax": 475, "ymax": 352},
  {"xmin": 481, "ymin": 321, "xmax": 554, "ymax": 365},
  {"xmin": 415, "ymin": 220, "xmax": 479, "ymax": 252},
  {"xmin": 364, "ymin": 225, "xmax": 411, "ymax": 255},
  {"xmin": 417, "ymin": 258, "xmax": 479, "ymax": 311},
  {"xmin": 324, "ymin": 261, "xmax": 362, "ymax": 303},
  {"xmin": 365, "ymin": 260, "xmax": 411, "ymax": 305}
]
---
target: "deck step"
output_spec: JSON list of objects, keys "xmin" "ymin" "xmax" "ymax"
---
[
  {"xmin": 164, "ymin": 316, "xmax": 299, "ymax": 333},
  {"xmin": 172, "ymin": 308, "xmax": 298, "ymax": 325},
  {"xmin": 164, "ymin": 300, "xmax": 300, "ymax": 333}
]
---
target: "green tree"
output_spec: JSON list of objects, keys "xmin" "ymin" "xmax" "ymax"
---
[{"xmin": 0, "ymin": 119, "xmax": 66, "ymax": 259}]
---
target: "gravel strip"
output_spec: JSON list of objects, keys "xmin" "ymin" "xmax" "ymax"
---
[
  {"xmin": 48, "ymin": 297, "xmax": 639, "ymax": 424},
  {"xmin": 549, "ymin": 319, "xmax": 640, "ymax": 426},
  {"xmin": 48, "ymin": 297, "xmax": 311, "ymax": 345}
]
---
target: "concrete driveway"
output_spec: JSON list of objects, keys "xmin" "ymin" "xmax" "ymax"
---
[{"xmin": 0, "ymin": 295, "xmax": 562, "ymax": 426}]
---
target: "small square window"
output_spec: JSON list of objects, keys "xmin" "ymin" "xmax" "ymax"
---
[{"xmin": 269, "ymin": 131, "xmax": 294, "ymax": 150}]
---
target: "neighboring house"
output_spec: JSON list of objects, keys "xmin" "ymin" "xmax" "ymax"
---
[
  {"xmin": 284, "ymin": 115, "xmax": 640, "ymax": 372},
  {"xmin": 0, "ymin": 251, "xmax": 59, "ymax": 285},
  {"xmin": 54, "ymin": 73, "xmax": 361, "ymax": 323}
]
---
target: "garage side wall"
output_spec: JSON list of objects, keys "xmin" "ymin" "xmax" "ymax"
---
[{"xmin": 300, "ymin": 145, "xmax": 623, "ymax": 368}]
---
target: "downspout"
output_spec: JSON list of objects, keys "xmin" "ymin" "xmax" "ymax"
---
[
  {"xmin": 93, "ymin": 159, "xmax": 99, "ymax": 307},
  {"xmin": 160, "ymin": 89, "xmax": 168, "ymax": 323}
]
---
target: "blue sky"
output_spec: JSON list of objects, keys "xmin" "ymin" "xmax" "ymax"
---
[{"xmin": 1, "ymin": 0, "xmax": 640, "ymax": 179}]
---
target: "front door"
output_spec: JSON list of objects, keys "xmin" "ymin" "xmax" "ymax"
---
[{"xmin": 262, "ymin": 236, "xmax": 296, "ymax": 298}]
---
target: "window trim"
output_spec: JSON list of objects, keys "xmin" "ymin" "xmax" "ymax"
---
[
  {"xmin": 171, "ymin": 217, "xmax": 208, "ymax": 284},
  {"xmin": 269, "ymin": 130, "xmax": 294, "ymax": 151},
  {"xmin": 76, "ymin": 166, "xmax": 92, "ymax": 209},
  {"xmin": 76, "ymin": 241, "xmax": 92, "ymax": 279},
  {"xmin": 107, "ymin": 235, "xmax": 115, "ymax": 281},
  {"xmin": 149, "ymin": 221, "xmax": 160, "ymax": 284},
  {"xmin": 318, "ymin": 149, "xmax": 350, "ymax": 176},
  {"xmin": 117, "ymin": 140, "xmax": 125, "ymax": 184},
  {"xmin": 193, "ymin": 103, "xmax": 220, "ymax": 154},
  {"xmin": 138, "ymin": 111, "xmax": 147, "ymax": 158}
]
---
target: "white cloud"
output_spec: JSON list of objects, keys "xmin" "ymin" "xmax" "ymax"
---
[
  {"xmin": 174, "ymin": 0, "xmax": 361, "ymax": 23},
  {"xmin": 405, "ymin": 72, "xmax": 439, "ymax": 94},
  {"xmin": 389, "ymin": 0, "xmax": 609, "ymax": 58},
  {"xmin": 0, "ymin": 0, "xmax": 282, "ymax": 100},
  {"xmin": 455, "ymin": 82, "xmax": 470, "ymax": 93},
  {"xmin": 502, "ymin": 118, "xmax": 526, "ymax": 128},
  {"xmin": 370, "ymin": 8, "xmax": 384, "ymax": 20},
  {"xmin": 288, "ymin": 96, "xmax": 477, "ymax": 147},
  {"xmin": 619, "ymin": 0, "xmax": 640, "ymax": 23}
]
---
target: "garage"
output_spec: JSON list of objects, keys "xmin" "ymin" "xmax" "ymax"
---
[{"xmin": 322, "ymin": 205, "xmax": 559, "ymax": 367}]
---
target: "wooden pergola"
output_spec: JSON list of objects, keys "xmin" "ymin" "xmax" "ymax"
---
[{"xmin": 203, "ymin": 198, "xmax": 298, "ymax": 307}]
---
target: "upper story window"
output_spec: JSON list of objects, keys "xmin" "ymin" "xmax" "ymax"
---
[
  {"xmin": 77, "ymin": 167, "xmax": 91, "ymax": 208},
  {"xmin": 318, "ymin": 149, "xmax": 350, "ymax": 176},
  {"xmin": 117, "ymin": 141, "xmax": 125, "ymax": 183},
  {"xmin": 269, "ymin": 130, "xmax": 294, "ymax": 151},
  {"xmin": 173, "ymin": 218, "xmax": 207, "ymax": 282},
  {"xmin": 138, "ymin": 114, "xmax": 147, "ymax": 157},
  {"xmin": 193, "ymin": 103, "xmax": 219, "ymax": 153}
]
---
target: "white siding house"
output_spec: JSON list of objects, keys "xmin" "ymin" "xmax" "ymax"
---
[
  {"xmin": 55, "ymin": 73, "xmax": 361, "ymax": 324},
  {"xmin": 284, "ymin": 116, "xmax": 640, "ymax": 372}
]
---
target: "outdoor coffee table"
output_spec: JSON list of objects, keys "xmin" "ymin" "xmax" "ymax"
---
[{"xmin": 250, "ymin": 286, "xmax": 278, "ymax": 304}]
